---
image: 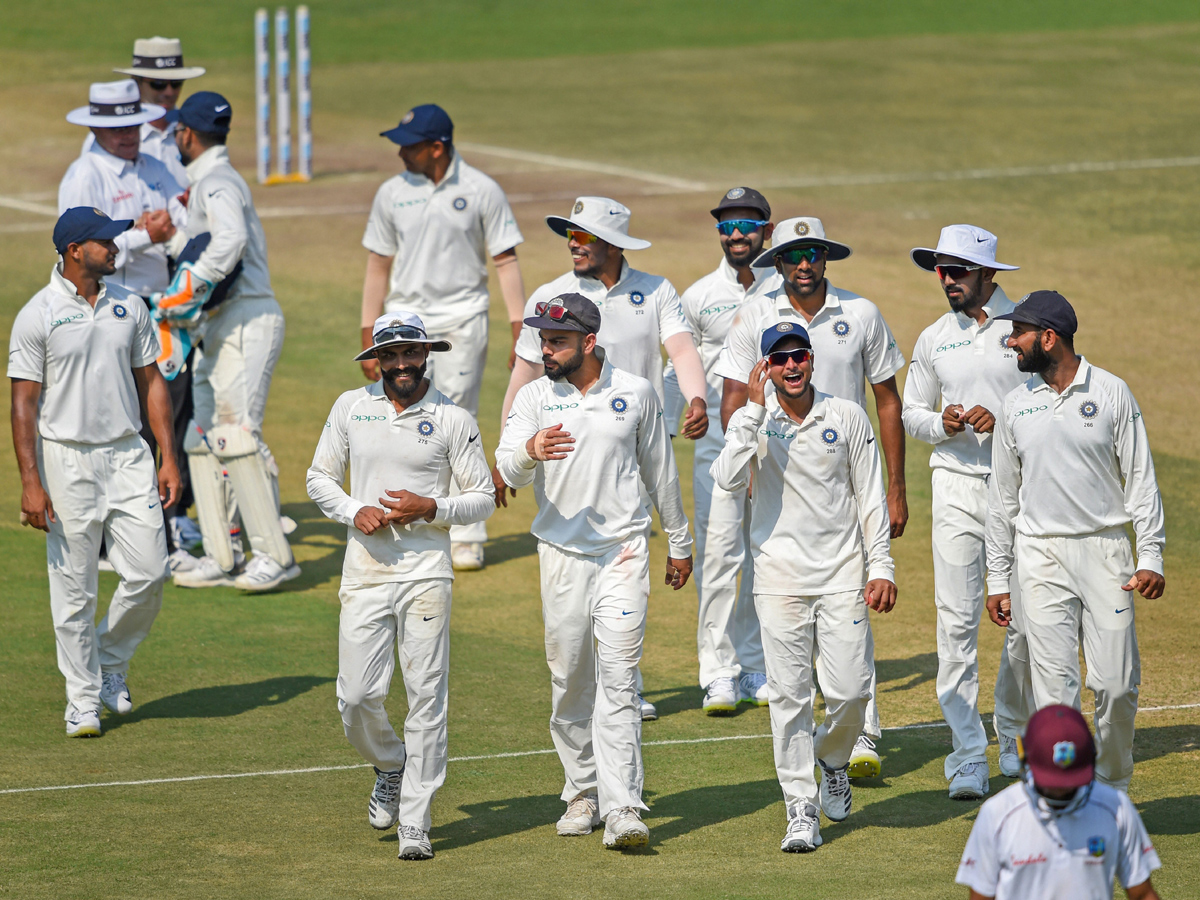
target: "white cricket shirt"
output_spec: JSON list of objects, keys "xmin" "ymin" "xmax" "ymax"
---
[
  {"xmin": 902, "ymin": 286, "xmax": 1026, "ymax": 477},
  {"xmin": 306, "ymin": 382, "xmax": 494, "ymax": 584},
  {"xmin": 713, "ymin": 281, "xmax": 905, "ymax": 409},
  {"xmin": 712, "ymin": 393, "xmax": 893, "ymax": 593},
  {"xmin": 985, "ymin": 358, "xmax": 1166, "ymax": 595},
  {"xmin": 956, "ymin": 781, "xmax": 1160, "ymax": 900},
  {"xmin": 514, "ymin": 262, "xmax": 693, "ymax": 404},
  {"xmin": 58, "ymin": 143, "xmax": 186, "ymax": 296},
  {"xmin": 362, "ymin": 151, "xmax": 523, "ymax": 335},
  {"xmin": 495, "ymin": 355, "xmax": 693, "ymax": 559},
  {"xmin": 7, "ymin": 266, "xmax": 159, "ymax": 444},
  {"xmin": 82, "ymin": 121, "xmax": 189, "ymax": 186}
]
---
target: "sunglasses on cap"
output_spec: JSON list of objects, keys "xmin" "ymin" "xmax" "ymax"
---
[
  {"xmin": 780, "ymin": 246, "xmax": 825, "ymax": 265},
  {"xmin": 534, "ymin": 300, "xmax": 587, "ymax": 327},
  {"xmin": 715, "ymin": 219, "xmax": 769, "ymax": 236},
  {"xmin": 565, "ymin": 229, "xmax": 598, "ymax": 245},
  {"xmin": 374, "ymin": 325, "xmax": 428, "ymax": 344},
  {"xmin": 766, "ymin": 347, "xmax": 813, "ymax": 367},
  {"xmin": 936, "ymin": 264, "xmax": 984, "ymax": 280}
]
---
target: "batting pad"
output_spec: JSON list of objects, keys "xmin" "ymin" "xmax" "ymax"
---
[
  {"xmin": 207, "ymin": 424, "xmax": 294, "ymax": 568},
  {"xmin": 184, "ymin": 423, "xmax": 236, "ymax": 572}
]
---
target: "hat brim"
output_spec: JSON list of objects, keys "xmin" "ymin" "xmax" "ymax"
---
[
  {"xmin": 114, "ymin": 66, "xmax": 206, "ymax": 80},
  {"xmin": 710, "ymin": 202, "xmax": 771, "ymax": 220},
  {"xmin": 911, "ymin": 247, "xmax": 1020, "ymax": 272},
  {"xmin": 761, "ymin": 330, "xmax": 812, "ymax": 356},
  {"xmin": 545, "ymin": 215, "xmax": 652, "ymax": 251},
  {"xmin": 380, "ymin": 124, "xmax": 450, "ymax": 147},
  {"xmin": 353, "ymin": 338, "xmax": 452, "ymax": 361},
  {"xmin": 67, "ymin": 103, "xmax": 166, "ymax": 128},
  {"xmin": 522, "ymin": 314, "xmax": 594, "ymax": 335},
  {"xmin": 751, "ymin": 237, "xmax": 852, "ymax": 268},
  {"xmin": 1029, "ymin": 759, "xmax": 1094, "ymax": 791}
]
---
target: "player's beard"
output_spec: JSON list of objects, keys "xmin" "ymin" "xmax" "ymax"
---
[
  {"xmin": 722, "ymin": 233, "xmax": 764, "ymax": 269},
  {"xmin": 1015, "ymin": 338, "xmax": 1052, "ymax": 374},
  {"xmin": 382, "ymin": 361, "xmax": 427, "ymax": 397},
  {"xmin": 544, "ymin": 346, "xmax": 584, "ymax": 381},
  {"xmin": 944, "ymin": 274, "xmax": 981, "ymax": 313}
]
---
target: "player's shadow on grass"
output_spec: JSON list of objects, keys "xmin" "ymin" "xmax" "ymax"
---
[
  {"xmin": 421, "ymin": 793, "xmax": 564, "ymax": 851},
  {"xmin": 278, "ymin": 502, "xmax": 351, "ymax": 591},
  {"xmin": 1132, "ymin": 723, "xmax": 1200, "ymax": 765},
  {"xmin": 874, "ymin": 652, "xmax": 939, "ymax": 693},
  {"xmin": 645, "ymin": 779, "xmax": 779, "ymax": 844},
  {"xmin": 819, "ymin": 788, "xmax": 977, "ymax": 845},
  {"xmin": 484, "ymin": 532, "xmax": 539, "ymax": 566},
  {"xmin": 643, "ymin": 685, "xmax": 703, "ymax": 719},
  {"xmin": 1137, "ymin": 796, "xmax": 1200, "ymax": 835},
  {"xmin": 102, "ymin": 675, "xmax": 334, "ymax": 732}
]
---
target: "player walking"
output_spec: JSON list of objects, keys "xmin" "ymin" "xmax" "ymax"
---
[
  {"xmin": 307, "ymin": 312, "xmax": 494, "ymax": 860},
  {"xmin": 9, "ymin": 208, "xmax": 180, "ymax": 737},
  {"xmin": 713, "ymin": 323, "xmax": 896, "ymax": 852},
  {"xmin": 986, "ymin": 291, "xmax": 1165, "ymax": 791},
  {"xmin": 902, "ymin": 225, "xmax": 1034, "ymax": 799},
  {"xmin": 494, "ymin": 294, "xmax": 693, "ymax": 850}
]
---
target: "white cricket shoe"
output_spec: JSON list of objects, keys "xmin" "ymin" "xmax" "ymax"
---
[
  {"xmin": 638, "ymin": 694, "xmax": 658, "ymax": 721},
  {"xmin": 168, "ymin": 549, "xmax": 200, "ymax": 575},
  {"xmin": 557, "ymin": 792, "xmax": 600, "ymax": 836},
  {"xmin": 174, "ymin": 555, "xmax": 236, "ymax": 589},
  {"xmin": 602, "ymin": 807, "xmax": 649, "ymax": 849},
  {"xmin": 818, "ymin": 762, "xmax": 852, "ymax": 821},
  {"xmin": 234, "ymin": 555, "xmax": 301, "ymax": 592},
  {"xmin": 65, "ymin": 705, "xmax": 101, "ymax": 738},
  {"xmin": 397, "ymin": 824, "xmax": 434, "ymax": 860},
  {"xmin": 998, "ymin": 734, "xmax": 1021, "ymax": 778},
  {"xmin": 847, "ymin": 733, "xmax": 881, "ymax": 779},
  {"xmin": 368, "ymin": 767, "xmax": 403, "ymax": 830},
  {"xmin": 739, "ymin": 672, "xmax": 769, "ymax": 707},
  {"xmin": 781, "ymin": 804, "xmax": 822, "ymax": 852},
  {"xmin": 170, "ymin": 516, "xmax": 204, "ymax": 551},
  {"xmin": 100, "ymin": 672, "xmax": 132, "ymax": 715},
  {"xmin": 949, "ymin": 761, "xmax": 990, "ymax": 800},
  {"xmin": 703, "ymin": 677, "xmax": 739, "ymax": 716},
  {"xmin": 451, "ymin": 542, "xmax": 485, "ymax": 571}
]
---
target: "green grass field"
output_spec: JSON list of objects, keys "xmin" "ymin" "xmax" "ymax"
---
[{"xmin": 1, "ymin": 4, "xmax": 1199, "ymax": 898}]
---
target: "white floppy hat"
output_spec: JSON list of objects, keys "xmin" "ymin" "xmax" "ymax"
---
[
  {"xmin": 752, "ymin": 216, "xmax": 852, "ymax": 267},
  {"xmin": 911, "ymin": 224, "xmax": 1018, "ymax": 272},
  {"xmin": 66, "ymin": 80, "xmax": 165, "ymax": 128},
  {"xmin": 354, "ymin": 311, "xmax": 452, "ymax": 361},
  {"xmin": 114, "ymin": 37, "xmax": 206, "ymax": 80},
  {"xmin": 545, "ymin": 196, "xmax": 652, "ymax": 251}
]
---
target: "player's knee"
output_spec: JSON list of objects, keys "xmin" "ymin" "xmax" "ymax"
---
[{"xmin": 337, "ymin": 683, "xmax": 386, "ymax": 716}]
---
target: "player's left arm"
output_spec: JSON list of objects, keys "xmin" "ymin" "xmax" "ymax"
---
[
  {"xmin": 189, "ymin": 184, "xmax": 248, "ymax": 284},
  {"xmin": 492, "ymin": 249, "xmax": 526, "ymax": 368},
  {"xmin": 1113, "ymin": 385, "xmax": 1166, "ymax": 599},
  {"xmin": 634, "ymin": 385, "xmax": 693, "ymax": 588},
  {"xmin": 846, "ymin": 404, "xmax": 896, "ymax": 612},
  {"xmin": 659, "ymin": 285, "xmax": 708, "ymax": 440},
  {"xmin": 870, "ymin": 376, "xmax": 907, "ymax": 539},
  {"xmin": 481, "ymin": 183, "xmax": 526, "ymax": 367},
  {"xmin": 132, "ymin": 363, "xmax": 181, "ymax": 509}
]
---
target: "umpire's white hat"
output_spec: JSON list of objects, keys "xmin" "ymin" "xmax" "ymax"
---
[
  {"xmin": 66, "ymin": 80, "xmax": 166, "ymax": 128},
  {"xmin": 911, "ymin": 224, "xmax": 1019, "ymax": 272},
  {"xmin": 114, "ymin": 37, "xmax": 207, "ymax": 80}
]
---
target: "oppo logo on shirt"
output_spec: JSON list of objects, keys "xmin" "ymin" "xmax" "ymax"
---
[
  {"xmin": 1015, "ymin": 405, "xmax": 1049, "ymax": 417},
  {"xmin": 542, "ymin": 403, "xmax": 579, "ymax": 412},
  {"xmin": 392, "ymin": 198, "xmax": 428, "ymax": 209},
  {"xmin": 351, "ymin": 414, "xmax": 387, "ymax": 422},
  {"xmin": 759, "ymin": 428, "xmax": 795, "ymax": 440},
  {"xmin": 700, "ymin": 303, "xmax": 737, "ymax": 316},
  {"xmin": 936, "ymin": 340, "xmax": 972, "ymax": 353},
  {"xmin": 51, "ymin": 312, "xmax": 86, "ymax": 328}
]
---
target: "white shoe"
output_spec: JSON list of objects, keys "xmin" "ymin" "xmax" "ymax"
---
[
  {"xmin": 100, "ymin": 672, "xmax": 132, "ymax": 715},
  {"xmin": 703, "ymin": 677, "xmax": 738, "ymax": 716},
  {"xmin": 738, "ymin": 672, "xmax": 769, "ymax": 707},
  {"xmin": 397, "ymin": 824, "xmax": 434, "ymax": 860},
  {"xmin": 781, "ymin": 804, "xmax": 822, "ymax": 852},
  {"xmin": 602, "ymin": 807, "xmax": 649, "ymax": 849},
  {"xmin": 368, "ymin": 767, "xmax": 403, "ymax": 830},
  {"xmin": 557, "ymin": 792, "xmax": 600, "ymax": 836},
  {"xmin": 949, "ymin": 761, "xmax": 990, "ymax": 800},
  {"xmin": 168, "ymin": 548, "xmax": 200, "ymax": 575},
  {"xmin": 998, "ymin": 734, "xmax": 1021, "ymax": 778},
  {"xmin": 847, "ymin": 733, "xmax": 881, "ymax": 779},
  {"xmin": 818, "ymin": 761, "xmax": 852, "ymax": 822},
  {"xmin": 280, "ymin": 515, "xmax": 298, "ymax": 535},
  {"xmin": 233, "ymin": 555, "xmax": 301, "ymax": 592},
  {"xmin": 638, "ymin": 694, "xmax": 658, "ymax": 721},
  {"xmin": 451, "ymin": 542, "xmax": 485, "ymax": 571},
  {"xmin": 170, "ymin": 516, "xmax": 204, "ymax": 551},
  {"xmin": 174, "ymin": 555, "xmax": 237, "ymax": 588},
  {"xmin": 65, "ymin": 705, "xmax": 101, "ymax": 738}
]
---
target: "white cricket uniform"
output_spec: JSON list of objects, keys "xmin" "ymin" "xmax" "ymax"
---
[
  {"xmin": 306, "ymin": 381, "xmax": 493, "ymax": 831},
  {"xmin": 495, "ymin": 357, "xmax": 691, "ymax": 817},
  {"xmin": 7, "ymin": 267, "xmax": 168, "ymax": 717},
  {"xmin": 58, "ymin": 142, "xmax": 186, "ymax": 297},
  {"xmin": 901, "ymin": 286, "xmax": 1034, "ymax": 779},
  {"xmin": 986, "ymin": 359, "xmax": 1165, "ymax": 789},
  {"xmin": 712, "ymin": 393, "xmax": 892, "ymax": 812},
  {"xmin": 82, "ymin": 120, "xmax": 190, "ymax": 188},
  {"xmin": 956, "ymin": 781, "xmax": 1161, "ymax": 899}
]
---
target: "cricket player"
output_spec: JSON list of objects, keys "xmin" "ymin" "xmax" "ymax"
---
[
  {"xmin": 902, "ymin": 225, "xmax": 1034, "ymax": 799},
  {"xmin": 956, "ymin": 705, "xmax": 1161, "ymax": 900},
  {"xmin": 9, "ymin": 208, "xmax": 180, "ymax": 737},
  {"xmin": 713, "ymin": 323, "xmax": 896, "ymax": 853},
  {"xmin": 162, "ymin": 91, "xmax": 300, "ymax": 592},
  {"xmin": 714, "ymin": 216, "xmax": 906, "ymax": 777},
  {"xmin": 986, "ymin": 291, "xmax": 1165, "ymax": 791},
  {"xmin": 307, "ymin": 312, "xmax": 494, "ymax": 861},
  {"xmin": 494, "ymin": 293, "xmax": 694, "ymax": 850},
  {"xmin": 361, "ymin": 104, "xmax": 526, "ymax": 572}
]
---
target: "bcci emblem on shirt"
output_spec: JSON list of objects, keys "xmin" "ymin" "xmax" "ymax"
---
[
  {"xmin": 628, "ymin": 291, "xmax": 645, "ymax": 308},
  {"xmin": 833, "ymin": 320, "xmax": 851, "ymax": 338},
  {"xmin": 417, "ymin": 420, "xmax": 435, "ymax": 438},
  {"xmin": 610, "ymin": 396, "xmax": 628, "ymax": 415},
  {"xmin": 112, "ymin": 303, "xmax": 128, "ymax": 320},
  {"xmin": 1079, "ymin": 400, "xmax": 1099, "ymax": 420}
]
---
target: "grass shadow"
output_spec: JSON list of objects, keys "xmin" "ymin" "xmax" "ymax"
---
[
  {"xmin": 280, "ymin": 501, "xmax": 347, "ymax": 591},
  {"xmin": 429, "ymin": 793, "xmax": 564, "ymax": 851},
  {"xmin": 857, "ymin": 727, "xmax": 954, "ymax": 786},
  {"xmin": 1133, "ymin": 723, "xmax": 1200, "ymax": 765},
  {"xmin": 642, "ymin": 684, "xmax": 706, "ymax": 720},
  {"xmin": 820, "ymin": 788, "xmax": 978, "ymax": 845},
  {"xmin": 484, "ymin": 531, "xmax": 539, "ymax": 567},
  {"xmin": 103, "ymin": 675, "xmax": 334, "ymax": 732},
  {"xmin": 874, "ymin": 652, "xmax": 939, "ymax": 693},
  {"xmin": 1136, "ymin": 796, "xmax": 1200, "ymax": 835},
  {"xmin": 646, "ymin": 778, "xmax": 779, "ymax": 843}
]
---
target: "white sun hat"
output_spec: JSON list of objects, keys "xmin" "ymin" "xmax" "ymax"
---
[
  {"xmin": 911, "ymin": 224, "xmax": 1019, "ymax": 272},
  {"xmin": 66, "ymin": 80, "xmax": 165, "ymax": 128},
  {"xmin": 545, "ymin": 196, "xmax": 652, "ymax": 251},
  {"xmin": 752, "ymin": 216, "xmax": 853, "ymax": 267},
  {"xmin": 114, "ymin": 37, "xmax": 206, "ymax": 80},
  {"xmin": 354, "ymin": 311, "xmax": 452, "ymax": 361}
]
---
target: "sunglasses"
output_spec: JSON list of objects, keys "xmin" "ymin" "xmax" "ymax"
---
[
  {"xmin": 767, "ymin": 347, "xmax": 813, "ymax": 367},
  {"xmin": 374, "ymin": 325, "xmax": 428, "ymax": 344},
  {"xmin": 535, "ymin": 301, "xmax": 585, "ymax": 326},
  {"xmin": 715, "ymin": 219, "xmax": 769, "ymax": 236},
  {"xmin": 146, "ymin": 80, "xmax": 183, "ymax": 91},
  {"xmin": 566, "ymin": 229, "xmax": 598, "ymax": 245},
  {"xmin": 935, "ymin": 264, "xmax": 984, "ymax": 280},
  {"xmin": 780, "ymin": 247, "xmax": 825, "ymax": 265}
]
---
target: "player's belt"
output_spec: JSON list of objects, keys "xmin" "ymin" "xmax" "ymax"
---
[
  {"xmin": 89, "ymin": 101, "xmax": 144, "ymax": 117},
  {"xmin": 131, "ymin": 55, "xmax": 184, "ymax": 70}
]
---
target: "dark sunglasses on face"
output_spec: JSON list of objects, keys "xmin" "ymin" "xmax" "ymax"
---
[
  {"xmin": 767, "ymin": 347, "xmax": 813, "ymax": 367},
  {"xmin": 715, "ymin": 219, "xmax": 769, "ymax": 236},
  {"xmin": 146, "ymin": 80, "xmax": 183, "ymax": 91},
  {"xmin": 566, "ymin": 229, "xmax": 598, "ymax": 245},
  {"xmin": 935, "ymin": 264, "xmax": 983, "ymax": 280},
  {"xmin": 780, "ymin": 246, "xmax": 825, "ymax": 265}
]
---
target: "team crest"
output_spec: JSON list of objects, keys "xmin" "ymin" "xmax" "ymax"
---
[
  {"xmin": 417, "ymin": 420, "xmax": 435, "ymax": 438},
  {"xmin": 1087, "ymin": 837, "xmax": 1105, "ymax": 858},
  {"xmin": 1052, "ymin": 741, "xmax": 1076, "ymax": 768},
  {"xmin": 452, "ymin": 197, "xmax": 467, "ymax": 211},
  {"xmin": 1079, "ymin": 400, "xmax": 1098, "ymax": 420},
  {"xmin": 833, "ymin": 319, "xmax": 851, "ymax": 337},
  {"xmin": 629, "ymin": 290, "xmax": 645, "ymax": 307},
  {"xmin": 999, "ymin": 330, "xmax": 1012, "ymax": 350},
  {"xmin": 776, "ymin": 322, "xmax": 793, "ymax": 332},
  {"xmin": 111, "ymin": 303, "xmax": 128, "ymax": 319},
  {"xmin": 794, "ymin": 221, "xmax": 810, "ymax": 237},
  {"xmin": 726, "ymin": 187, "xmax": 745, "ymax": 200},
  {"xmin": 401, "ymin": 110, "xmax": 415, "ymax": 124},
  {"xmin": 821, "ymin": 427, "xmax": 839, "ymax": 445},
  {"xmin": 573, "ymin": 200, "xmax": 584, "ymax": 214},
  {"xmin": 610, "ymin": 396, "xmax": 628, "ymax": 414}
]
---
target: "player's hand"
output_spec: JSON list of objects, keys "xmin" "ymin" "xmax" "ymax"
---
[
  {"xmin": 864, "ymin": 579, "xmax": 896, "ymax": 613},
  {"xmin": 177, "ymin": 188, "xmax": 190, "ymax": 207},
  {"xmin": 528, "ymin": 424, "xmax": 574, "ymax": 461},
  {"xmin": 1123, "ymin": 569, "xmax": 1165, "ymax": 600},
  {"xmin": 666, "ymin": 555, "xmax": 693, "ymax": 590},
  {"xmin": 680, "ymin": 398, "xmax": 708, "ymax": 440},
  {"xmin": 158, "ymin": 459, "xmax": 182, "ymax": 509},
  {"xmin": 492, "ymin": 465, "xmax": 516, "ymax": 508},
  {"xmin": 380, "ymin": 490, "xmax": 438, "ymax": 525},
  {"xmin": 887, "ymin": 482, "xmax": 908, "ymax": 538},
  {"xmin": 962, "ymin": 405, "xmax": 996, "ymax": 434},
  {"xmin": 986, "ymin": 593, "xmax": 1012, "ymax": 627},
  {"xmin": 20, "ymin": 479, "xmax": 55, "ymax": 532},
  {"xmin": 941, "ymin": 403, "xmax": 966, "ymax": 436},
  {"xmin": 144, "ymin": 209, "xmax": 176, "ymax": 243},
  {"xmin": 747, "ymin": 358, "xmax": 770, "ymax": 407},
  {"xmin": 360, "ymin": 359, "xmax": 380, "ymax": 382},
  {"xmin": 353, "ymin": 506, "xmax": 390, "ymax": 535}
]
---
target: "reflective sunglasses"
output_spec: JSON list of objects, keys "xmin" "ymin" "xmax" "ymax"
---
[
  {"xmin": 146, "ymin": 80, "xmax": 183, "ymax": 91},
  {"xmin": 715, "ymin": 219, "xmax": 769, "ymax": 236},
  {"xmin": 935, "ymin": 264, "xmax": 983, "ymax": 280},
  {"xmin": 767, "ymin": 347, "xmax": 813, "ymax": 367},
  {"xmin": 780, "ymin": 246, "xmax": 825, "ymax": 265},
  {"xmin": 566, "ymin": 229, "xmax": 598, "ymax": 245},
  {"xmin": 535, "ymin": 301, "xmax": 585, "ymax": 326},
  {"xmin": 374, "ymin": 325, "xmax": 428, "ymax": 344}
]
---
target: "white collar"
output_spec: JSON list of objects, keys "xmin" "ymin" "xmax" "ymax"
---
[
  {"xmin": 87, "ymin": 141, "xmax": 135, "ymax": 174},
  {"xmin": 50, "ymin": 263, "xmax": 108, "ymax": 304},
  {"xmin": 185, "ymin": 144, "xmax": 229, "ymax": 183}
]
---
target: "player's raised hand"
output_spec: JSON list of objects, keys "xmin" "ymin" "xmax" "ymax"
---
[
  {"xmin": 665, "ymin": 555, "xmax": 693, "ymax": 590},
  {"xmin": 864, "ymin": 579, "xmax": 896, "ymax": 613},
  {"xmin": 353, "ymin": 505, "xmax": 390, "ymax": 535},
  {"xmin": 747, "ymin": 358, "xmax": 770, "ymax": 407},
  {"xmin": 986, "ymin": 593, "xmax": 1011, "ymax": 627},
  {"xmin": 1123, "ymin": 569, "xmax": 1165, "ymax": 600},
  {"xmin": 680, "ymin": 398, "xmax": 709, "ymax": 440},
  {"xmin": 941, "ymin": 403, "xmax": 967, "ymax": 435},
  {"xmin": 528, "ymin": 424, "xmax": 574, "ymax": 461},
  {"xmin": 961, "ymin": 405, "xmax": 996, "ymax": 434}
]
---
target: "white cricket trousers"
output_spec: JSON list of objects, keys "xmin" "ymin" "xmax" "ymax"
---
[
  {"xmin": 757, "ymin": 590, "xmax": 873, "ymax": 813},
  {"xmin": 931, "ymin": 469, "xmax": 1034, "ymax": 780},
  {"xmin": 39, "ymin": 435, "xmax": 168, "ymax": 717},
  {"xmin": 1016, "ymin": 529, "xmax": 1140, "ymax": 789},
  {"xmin": 538, "ymin": 536, "xmax": 649, "ymax": 818},
  {"xmin": 337, "ymin": 578, "xmax": 452, "ymax": 832},
  {"xmin": 692, "ymin": 425, "xmax": 763, "ymax": 687}
]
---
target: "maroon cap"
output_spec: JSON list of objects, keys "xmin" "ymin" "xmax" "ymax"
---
[{"xmin": 1022, "ymin": 705, "xmax": 1096, "ymax": 790}]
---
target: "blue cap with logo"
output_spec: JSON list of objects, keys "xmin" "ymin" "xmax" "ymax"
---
[
  {"xmin": 381, "ymin": 104, "xmax": 453, "ymax": 147},
  {"xmin": 53, "ymin": 207, "xmax": 133, "ymax": 255},
  {"xmin": 167, "ymin": 91, "xmax": 232, "ymax": 135},
  {"xmin": 995, "ymin": 290, "xmax": 1078, "ymax": 339},
  {"xmin": 760, "ymin": 321, "xmax": 812, "ymax": 357}
]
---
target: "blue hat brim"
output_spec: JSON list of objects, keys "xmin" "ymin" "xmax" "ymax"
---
[
  {"xmin": 761, "ymin": 327, "xmax": 812, "ymax": 357},
  {"xmin": 381, "ymin": 124, "xmax": 449, "ymax": 146}
]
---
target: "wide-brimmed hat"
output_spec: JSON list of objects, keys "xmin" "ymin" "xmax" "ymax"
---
[
  {"xmin": 114, "ymin": 37, "xmax": 206, "ymax": 80},
  {"xmin": 911, "ymin": 224, "xmax": 1018, "ymax": 272},
  {"xmin": 752, "ymin": 216, "xmax": 852, "ymax": 267},
  {"xmin": 354, "ymin": 312, "xmax": 451, "ymax": 360},
  {"xmin": 66, "ymin": 80, "xmax": 165, "ymax": 128},
  {"xmin": 545, "ymin": 197, "xmax": 651, "ymax": 251}
]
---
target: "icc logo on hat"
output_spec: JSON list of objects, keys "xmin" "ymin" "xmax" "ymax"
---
[
  {"xmin": 794, "ymin": 221, "xmax": 810, "ymax": 237},
  {"xmin": 573, "ymin": 200, "xmax": 584, "ymax": 214},
  {"xmin": 726, "ymin": 188, "xmax": 745, "ymax": 200},
  {"xmin": 1052, "ymin": 740, "xmax": 1077, "ymax": 768}
]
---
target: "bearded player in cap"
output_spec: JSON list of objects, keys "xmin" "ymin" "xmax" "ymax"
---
[
  {"xmin": 308, "ymin": 312, "xmax": 494, "ymax": 860},
  {"xmin": 956, "ymin": 705, "xmax": 1161, "ymax": 900}
]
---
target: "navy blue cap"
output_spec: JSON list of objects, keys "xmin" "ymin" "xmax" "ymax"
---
[
  {"xmin": 167, "ymin": 91, "xmax": 232, "ymax": 135},
  {"xmin": 53, "ymin": 207, "xmax": 132, "ymax": 255},
  {"xmin": 761, "ymin": 321, "xmax": 812, "ymax": 356},
  {"xmin": 381, "ymin": 104, "xmax": 453, "ymax": 147},
  {"xmin": 996, "ymin": 290, "xmax": 1078, "ymax": 339},
  {"xmin": 523, "ymin": 292, "xmax": 601, "ymax": 336}
]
